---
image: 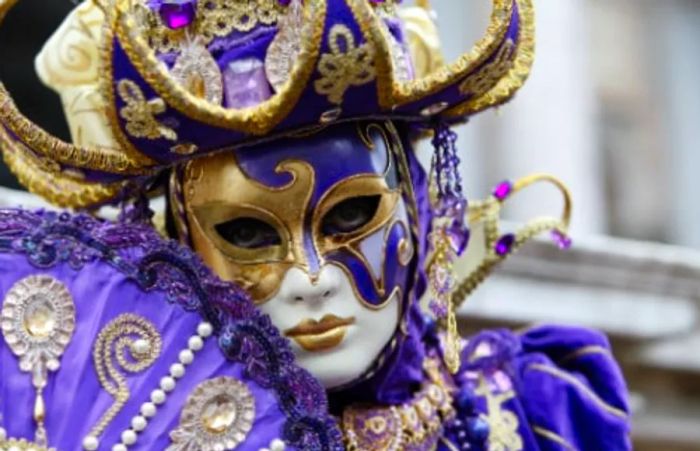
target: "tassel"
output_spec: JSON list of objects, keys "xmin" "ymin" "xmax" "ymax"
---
[{"xmin": 427, "ymin": 122, "xmax": 469, "ymax": 374}]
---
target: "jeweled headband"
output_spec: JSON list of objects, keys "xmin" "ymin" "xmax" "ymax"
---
[{"xmin": 0, "ymin": 0, "xmax": 534, "ymax": 209}]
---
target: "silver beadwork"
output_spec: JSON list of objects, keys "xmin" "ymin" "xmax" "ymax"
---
[{"xmin": 1, "ymin": 275, "xmax": 76, "ymax": 447}]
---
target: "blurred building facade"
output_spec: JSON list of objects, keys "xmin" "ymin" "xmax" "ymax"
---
[{"xmin": 432, "ymin": 0, "xmax": 700, "ymax": 248}]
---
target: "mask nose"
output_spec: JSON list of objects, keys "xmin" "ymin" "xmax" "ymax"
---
[{"xmin": 280, "ymin": 266, "xmax": 341, "ymax": 306}]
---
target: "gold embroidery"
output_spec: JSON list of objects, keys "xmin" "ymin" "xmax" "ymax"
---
[
  {"xmin": 170, "ymin": 39, "xmax": 223, "ymax": 105},
  {"xmin": 89, "ymin": 314, "xmax": 162, "ymax": 441},
  {"xmin": 144, "ymin": 0, "xmax": 284, "ymax": 54},
  {"xmin": 475, "ymin": 377, "xmax": 523, "ymax": 450},
  {"xmin": 117, "ymin": 79, "xmax": 177, "ymax": 141},
  {"xmin": 314, "ymin": 24, "xmax": 376, "ymax": 105},
  {"xmin": 532, "ymin": 426, "xmax": 576, "ymax": 451},
  {"xmin": 171, "ymin": 142, "xmax": 199, "ymax": 155},
  {"xmin": 459, "ymin": 39, "xmax": 515, "ymax": 96}
]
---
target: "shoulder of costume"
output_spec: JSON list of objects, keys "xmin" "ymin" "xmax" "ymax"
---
[
  {"xmin": 0, "ymin": 207, "xmax": 343, "ymax": 450},
  {"xmin": 455, "ymin": 326, "xmax": 632, "ymax": 451}
]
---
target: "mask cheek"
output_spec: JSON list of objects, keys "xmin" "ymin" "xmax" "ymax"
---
[
  {"xmin": 225, "ymin": 262, "xmax": 293, "ymax": 304},
  {"xmin": 187, "ymin": 210, "xmax": 292, "ymax": 303},
  {"xmin": 324, "ymin": 220, "xmax": 412, "ymax": 309}
]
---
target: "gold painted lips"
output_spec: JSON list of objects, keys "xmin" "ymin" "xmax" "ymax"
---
[{"xmin": 284, "ymin": 315, "xmax": 356, "ymax": 352}]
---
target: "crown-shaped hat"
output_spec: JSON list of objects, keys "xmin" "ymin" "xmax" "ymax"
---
[{"xmin": 0, "ymin": 0, "xmax": 534, "ymax": 208}]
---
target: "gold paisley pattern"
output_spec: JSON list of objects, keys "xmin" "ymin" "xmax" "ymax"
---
[
  {"xmin": 117, "ymin": 79, "xmax": 177, "ymax": 141},
  {"xmin": 314, "ymin": 24, "xmax": 376, "ymax": 105}
]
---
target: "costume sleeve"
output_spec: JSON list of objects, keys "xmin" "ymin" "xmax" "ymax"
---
[{"xmin": 512, "ymin": 325, "xmax": 632, "ymax": 451}]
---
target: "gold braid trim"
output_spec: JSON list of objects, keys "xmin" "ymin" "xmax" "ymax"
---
[
  {"xmin": 111, "ymin": 0, "xmax": 326, "ymax": 134},
  {"xmin": 0, "ymin": 83, "xmax": 147, "ymax": 175},
  {"xmin": 348, "ymin": 0, "xmax": 515, "ymax": 109},
  {"xmin": 98, "ymin": 1, "xmax": 158, "ymax": 168},
  {"xmin": 0, "ymin": 0, "xmax": 151, "ymax": 174},
  {"xmin": 452, "ymin": 174, "xmax": 572, "ymax": 308},
  {"xmin": 446, "ymin": 0, "xmax": 536, "ymax": 117},
  {"xmin": 0, "ymin": 126, "xmax": 126, "ymax": 208}
]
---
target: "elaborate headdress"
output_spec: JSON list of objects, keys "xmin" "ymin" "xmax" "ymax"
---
[{"xmin": 0, "ymin": 0, "xmax": 534, "ymax": 209}]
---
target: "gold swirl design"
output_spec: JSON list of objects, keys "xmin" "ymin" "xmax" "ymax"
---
[
  {"xmin": 89, "ymin": 314, "xmax": 162, "ymax": 439},
  {"xmin": 314, "ymin": 24, "xmax": 376, "ymax": 105},
  {"xmin": 36, "ymin": 0, "xmax": 102, "ymax": 87}
]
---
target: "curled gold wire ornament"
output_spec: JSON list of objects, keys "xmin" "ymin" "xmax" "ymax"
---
[
  {"xmin": 86, "ymin": 314, "xmax": 162, "ymax": 447},
  {"xmin": 452, "ymin": 173, "xmax": 573, "ymax": 309}
]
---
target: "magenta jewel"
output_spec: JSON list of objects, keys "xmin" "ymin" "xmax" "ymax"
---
[
  {"xmin": 492, "ymin": 180, "xmax": 513, "ymax": 201},
  {"xmin": 159, "ymin": 0, "xmax": 197, "ymax": 30},
  {"xmin": 494, "ymin": 234, "xmax": 515, "ymax": 256},
  {"xmin": 551, "ymin": 230, "xmax": 573, "ymax": 250}
]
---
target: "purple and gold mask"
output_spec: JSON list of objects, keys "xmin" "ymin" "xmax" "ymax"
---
[{"xmin": 181, "ymin": 121, "xmax": 417, "ymax": 387}]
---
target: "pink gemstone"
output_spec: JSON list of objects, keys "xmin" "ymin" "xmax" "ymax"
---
[
  {"xmin": 551, "ymin": 230, "xmax": 573, "ymax": 250},
  {"xmin": 492, "ymin": 180, "xmax": 513, "ymax": 201},
  {"xmin": 494, "ymin": 234, "xmax": 515, "ymax": 256},
  {"xmin": 159, "ymin": 0, "xmax": 197, "ymax": 30}
]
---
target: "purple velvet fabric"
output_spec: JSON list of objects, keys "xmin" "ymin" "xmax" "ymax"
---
[
  {"xmin": 439, "ymin": 326, "xmax": 632, "ymax": 450},
  {"xmin": 0, "ymin": 209, "xmax": 343, "ymax": 450}
]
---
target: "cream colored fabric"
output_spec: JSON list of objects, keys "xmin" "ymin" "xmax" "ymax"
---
[{"xmin": 35, "ymin": 1, "xmax": 118, "ymax": 150}]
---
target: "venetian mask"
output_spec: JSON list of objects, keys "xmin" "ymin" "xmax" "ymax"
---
[{"xmin": 182, "ymin": 121, "xmax": 416, "ymax": 388}]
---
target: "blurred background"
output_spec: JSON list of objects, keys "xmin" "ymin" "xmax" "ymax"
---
[
  {"xmin": 436, "ymin": 0, "xmax": 700, "ymax": 248},
  {"xmin": 0, "ymin": 1, "xmax": 699, "ymax": 450}
]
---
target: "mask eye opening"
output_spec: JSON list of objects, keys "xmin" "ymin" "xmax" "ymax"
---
[
  {"xmin": 215, "ymin": 217, "xmax": 283, "ymax": 249},
  {"xmin": 321, "ymin": 195, "xmax": 382, "ymax": 236}
]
